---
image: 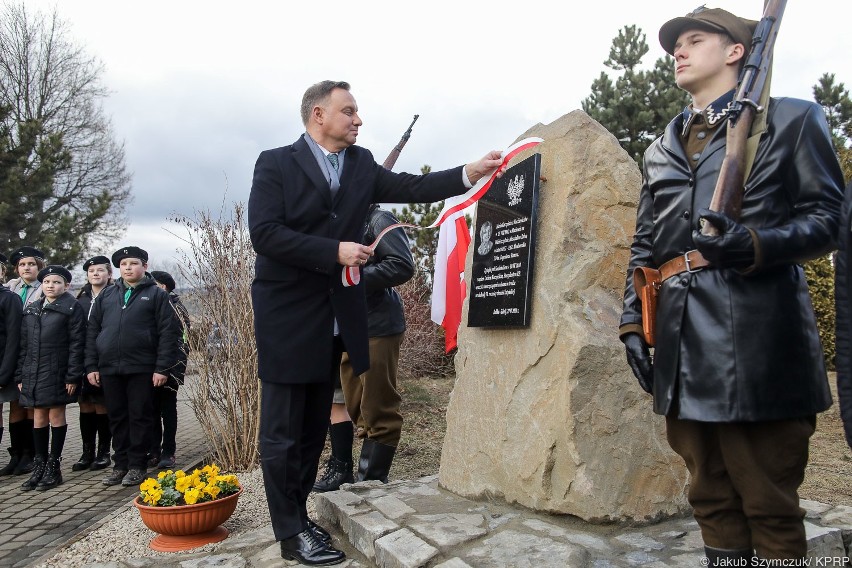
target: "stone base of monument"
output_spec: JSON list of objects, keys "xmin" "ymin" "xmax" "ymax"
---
[{"xmin": 313, "ymin": 477, "xmax": 852, "ymax": 567}]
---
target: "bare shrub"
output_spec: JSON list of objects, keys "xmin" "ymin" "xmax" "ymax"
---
[
  {"xmin": 398, "ymin": 271, "xmax": 455, "ymax": 379},
  {"xmin": 169, "ymin": 202, "xmax": 259, "ymax": 471}
]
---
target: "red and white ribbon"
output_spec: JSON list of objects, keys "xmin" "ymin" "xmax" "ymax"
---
[{"xmin": 342, "ymin": 136, "xmax": 543, "ymax": 287}]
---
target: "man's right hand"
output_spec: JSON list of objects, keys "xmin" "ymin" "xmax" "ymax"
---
[
  {"xmin": 623, "ymin": 333, "xmax": 653, "ymax": 394},
  {"xmin": 338, "ymin": 242, "xmax": 374, "ymax": 267}
]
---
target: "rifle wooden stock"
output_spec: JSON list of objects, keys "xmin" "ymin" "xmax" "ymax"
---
[
  {"xmin": 382, "ymin": 114, "xmax": 419, "ymax": 171},
  {"xmin": 701, "ymin": 0, "xmax": 787, "ymax": 237}
]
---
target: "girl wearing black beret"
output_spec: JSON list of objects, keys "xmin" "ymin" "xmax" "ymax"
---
[
  {"xmin": 72, "ymin": 256, "xmax": 114, "ymax": 471},
  {"xmin": 17, "ymin": 266, "xmax": 85, "ymax": 490},
  {"xmin": 1, "ymin": 246, "xmax": 47, "ymax": 476},
  {"xmin": 0, "ymin": 256, "xmax": 24, "ymax": 477}
]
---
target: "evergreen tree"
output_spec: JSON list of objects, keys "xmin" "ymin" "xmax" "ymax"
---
[
  {"xmin": 392, "ymin": 165, "xmax": 442, "ymax": 280},
  {"xmin": 582, "ymin": 25, "xmax": 690, "ymax": 165},
  {"xmin": 812, "ymin": 72, "xmax": 852, "ymax": 181},
  {"xmin": 0, "ymin": 2, "xmax": 131, "ymax": 266}
]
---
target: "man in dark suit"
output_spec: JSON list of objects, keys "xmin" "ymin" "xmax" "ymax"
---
[{"xmin": 248, "ymin": 80, "xmax": 503, "ymax": 565}]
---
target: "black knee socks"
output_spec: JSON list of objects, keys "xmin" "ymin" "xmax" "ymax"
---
[
  {"xmin": 329, "ymin": 421, "xmax": 354, "ymax": 465},
  {"xmin": 79, "ymin": 412, "xmax": 97, "ymax": 447},
  {"xmin": 95, "ymin": 413, "xmax": 111, "ymax": 450},
  {"xmin": 33, "ymin": 426, "xmax": 49, "ymax": 459},
  {"xmin": 50, "ymin": 425, "xmax": 67, "ymax": 458}
]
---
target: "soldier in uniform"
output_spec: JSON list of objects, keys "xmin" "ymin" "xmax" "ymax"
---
[{"xmin": 620, "ymin": 7, "xmax": 844, "ymax": 561}]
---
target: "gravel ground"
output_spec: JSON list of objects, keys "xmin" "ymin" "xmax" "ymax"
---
[{"xmin": 34, "ymin": 466, "xmax": 306, "ymax": 567}]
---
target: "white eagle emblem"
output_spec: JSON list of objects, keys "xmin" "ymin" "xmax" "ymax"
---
[{"xmin": 507, "ymin": 174, "xmax": 524, "ymax": 207}]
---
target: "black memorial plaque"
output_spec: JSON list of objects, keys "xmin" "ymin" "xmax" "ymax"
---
[{"xmin": 468, "ymin": 153, "xmax": 540, "ymax": 327}]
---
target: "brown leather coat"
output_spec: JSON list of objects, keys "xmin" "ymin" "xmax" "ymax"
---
[{"xmin": 621, "ymin": 97, "xmax": 844, "ymax": 421}]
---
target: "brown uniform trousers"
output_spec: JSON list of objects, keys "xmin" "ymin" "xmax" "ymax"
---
[
  {"xmin": 340, "ymin": 333, "xmax": 404, "ymax": 446},
  {"xmin": 666, "ymin": 416, "xmax": 816, "ymax": 558}
]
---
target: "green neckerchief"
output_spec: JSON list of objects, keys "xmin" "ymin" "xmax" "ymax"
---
[
  {"xmin": 123, "ymin": 286, "xmax": 132, "ymax": 306},
  {"xmin": 19, "ymin": 283, "xmax": 30, "ymax": 304}
]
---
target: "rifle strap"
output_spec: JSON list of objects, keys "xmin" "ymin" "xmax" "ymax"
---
[{"xmin": 743, "ymin": 64, "xmax": 772, "ymax": 182}]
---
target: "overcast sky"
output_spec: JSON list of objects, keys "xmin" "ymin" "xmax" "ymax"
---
[{"xmin": 23, "ymin": 0, "xmax": 852, "ymax": 272}]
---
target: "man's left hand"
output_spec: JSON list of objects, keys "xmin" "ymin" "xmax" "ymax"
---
[
  {"xmin": 153, "ymin": 373, "xmax": 168, "ymax": 387},
  {"xmin": 464, "ymin": 151, "xmax": 505, "ymax": 185},
  {"xmin": 693, "ymin": 209, "xmax": 755, "ymax": 269}
]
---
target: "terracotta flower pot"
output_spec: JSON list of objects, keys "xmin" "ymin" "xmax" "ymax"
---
[{"xmin": 134, "ymin": 488, "xmax": 242, "ymax": 552}]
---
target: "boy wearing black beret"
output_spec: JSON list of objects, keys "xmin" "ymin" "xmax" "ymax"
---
[{"xmin": 84, "ymin": 247, "xmax": 179, "ymax": 486}]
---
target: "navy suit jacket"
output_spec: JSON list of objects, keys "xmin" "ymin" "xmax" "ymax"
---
[{"xmin": 248, "ymin": 134, "xmax": 465, "ymax": 383}]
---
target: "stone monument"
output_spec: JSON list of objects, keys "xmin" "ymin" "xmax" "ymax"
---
[{"xmin": 439, "ymin": 110, "xmax": 690, "ymax": 523}]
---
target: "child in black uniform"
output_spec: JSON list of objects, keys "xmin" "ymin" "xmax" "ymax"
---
[{"xmin": 17, "ymin": 266, "xmax": 85, "ymax": 491}]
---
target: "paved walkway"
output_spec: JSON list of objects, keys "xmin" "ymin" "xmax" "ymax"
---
[
  {"xmin": 45, "ymin": 476, "xmax": 852, "ymax": 567},
  {"xmin": 0, "ymin": 376, "xmax": 208, "ymax": 568}
]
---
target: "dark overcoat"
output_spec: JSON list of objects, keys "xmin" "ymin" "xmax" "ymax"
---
[
  {"xmin": 621, "ymin": 97, "xmax": 844, "ymax": 422},
  {"xmin": 0, "ymin": 287, "xmax": 22, "ymax": 391},
  {"xmin": 16, "ymin": 292, "xmax": 85, "ymax": 407},
  {"xmin": 835, "ymin": 180, "xmax": 852, "ymax": 448},
  {"xmin": 248, "ymin": 135, "xmax": 465, "ymax": 384}
]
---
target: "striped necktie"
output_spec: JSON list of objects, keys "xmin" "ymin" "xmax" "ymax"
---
[{"xmin": 327, "ymin": 153, "xmax": 339, "ymax": 171}]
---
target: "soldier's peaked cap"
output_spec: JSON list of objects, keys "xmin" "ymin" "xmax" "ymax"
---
[{"xmin": 659, "ymin": 5, "xmax": 758, "ymax": 56}]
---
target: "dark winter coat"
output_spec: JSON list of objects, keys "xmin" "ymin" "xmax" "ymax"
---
[
  {"xmin": 84, "ymin": 275, "xmax": 179, "ymax": 377},
  {"xmin": 362, "ymin": 206, "xmax": 414, "ymax": 338},
  {"xmin": 621, "ymin": 97, "xmax": 844, "ymax": 422},
  {"xmin": 248, "ymin": 135, "xmax": 465, "ymax": 383},
  {"xmin": 835, "ymin": 181, "xmax": 852, "ymax": 449},
  {"xmin": 165, "ymin": 290, "xmax": 191, "ymax": 387},
  {"xmin": 16, "ymin": 292, "xmax": 85, "ymax": 407},
  {"xmin": 0, "ymin": 287, "xmax": 23, "ymax": 389},
  {"xmin": 76, "ymin": 284, "xmax": 107, "ymax": 396}
]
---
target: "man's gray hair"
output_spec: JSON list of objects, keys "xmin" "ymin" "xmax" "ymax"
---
[{"xmin": 301, "ymin": 80, "xmax": 351, "ymax": 126}]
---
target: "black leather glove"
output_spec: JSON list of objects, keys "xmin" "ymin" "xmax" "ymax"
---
[
  {"xmin": 692, "ymin": 209, "xmax": 755, "ymax": 269},
  {"xmin": 623, "ymin": 333, "xmax": 653, "ymax": 394}
]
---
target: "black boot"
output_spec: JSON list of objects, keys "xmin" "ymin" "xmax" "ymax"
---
[
  {"xmin": 90, "ymin": 415, "xmax": 112, "ymax": 470},
  {"xmin": 72, "ymin": 443, "xmax": 95, "ymax": 471},
  {"xmin": 0, "ymin": 421, "xmax": 24, "ymax": 475},
  {"xmin": 21, "ymin": 455, "xmax": 46, "ymax": 491},
  {"xmin": 704, "ymin": 546, "xmax": 755, "ymax": 565},
  {"xmin": 36, "ymin": 456, "xmax": 63, "ymax": 490},
  {"xmin": 0, "ymin": 447, "xmax": 20, "ymax": 476},
  {"xmin": 357, "ymin": 439, "xmax": 396, "ymax": 483},
  {"xmin": 13, "ymin": 419, "xmax": 35, "ymax": 475},
  {"xmin": 312, "ymin": 456, "xmax": 354, "ymax": 493}
]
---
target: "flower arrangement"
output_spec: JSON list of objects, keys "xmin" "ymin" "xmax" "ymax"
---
[{"xmin": 139, "ymin": 464, "xmax": 240, "ymax": 507}]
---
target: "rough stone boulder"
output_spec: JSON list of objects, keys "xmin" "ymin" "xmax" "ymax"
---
[{"xmin": 438, "ymin": 110, "xmax": 690, "ymax": 523}]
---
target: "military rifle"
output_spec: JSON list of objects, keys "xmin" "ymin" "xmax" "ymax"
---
[
  {"xmin": 382, "ymin": 114, "xmax": 419, "ymax": 170},
  {"xmin": 701, "ymin": 0, "xmax": 787, "ymax": 236}
]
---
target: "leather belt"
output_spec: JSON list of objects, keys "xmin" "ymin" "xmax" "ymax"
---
[{"xmin": 659, "ymin": 250, "xmax": 710, "ymax": 282}]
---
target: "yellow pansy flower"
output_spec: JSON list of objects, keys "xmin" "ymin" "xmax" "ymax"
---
[
  {"xmin": 204, "ymin": 484, "xmax": 221, "ymax": 499},
  {"xmin": 184, "ymin": 487, "xmax": 200, "ymax": 505},
  {"xmin": 175, "ymin": 475, "xmax": 193, "ymax": 493},
  {"xmin": 140, "ymin": 478, "xmax": 160, "ymax": 492}
]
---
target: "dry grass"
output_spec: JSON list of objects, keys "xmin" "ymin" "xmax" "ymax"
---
[
  {"xmin": 800, "ymin": 373, "xmax": 852, "ymax": 506},
  {"xmin": 325, "ymin": 372, "xmax": 852, "ymax": 510}
]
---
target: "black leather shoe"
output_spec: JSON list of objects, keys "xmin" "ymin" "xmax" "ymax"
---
[
  {"xmin": 21, "ymin": 456, "xmax": 46, "ymax": 491},
  {"xmin": 0, "ymin": 448, "xmax": 20, "ymax": 476},
  {"xmin": 13, "ymin": 451, "xmax": 34, "ymax": 475},
  {"xmin": 36, "ymin": 457, "xmax": 62, "ymax": 490},
  {"xmin": 308, "ymin": 519, "xmax": 332, "ymax": 544},
  {"xmin": 102, "ymin": 468, "xmax": 128, "ymax": 486},
  {"xmin": 280, "ymin": 529, "xmax": 345, "ymax": 565},
  {"xmin": 121, "ymin": 468, "xmax": 147, "ymax": 486}
]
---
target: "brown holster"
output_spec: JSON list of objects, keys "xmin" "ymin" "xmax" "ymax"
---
[
  {"xmin": 632, "ymin": 250, "xmax": 710, "ymax": 347},
  {"xmin": 632, "ymin": 267, "xmax": 661, "ymax": 347}
]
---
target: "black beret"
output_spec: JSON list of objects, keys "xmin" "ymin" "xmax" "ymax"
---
[
  {"xmin": 111, "ymin": 246, "xmax": 149, "ymax": 267},
  {"xmin": 38, "ymin": 265, "xmax": 72, "ymax": 283},
  {"xmin": 10, "ymin": 246, "xmax": 46, "ymax": 265},
  {"xmin": 150, "ymin": 270, "xmax": 176, "ymax": 292},
  {"xmin": 659, "ymin": 6, "xmax": 758, "ymax": 56},
  {"xmin": 83, "ymin": 255, "xmax": 112, "ymax": 271},
  {"xmin": 0, "ymin": 253, "xmax": 7, "ymax": 265}
]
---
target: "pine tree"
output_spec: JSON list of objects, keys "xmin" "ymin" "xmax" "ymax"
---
[
  {"xmin": 582, "ymin": 25, "xmax": 690, "ymax": 165},
  {"xmin": 0, "ymin": 2, "xmax": 131, "ymax": 266}
]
